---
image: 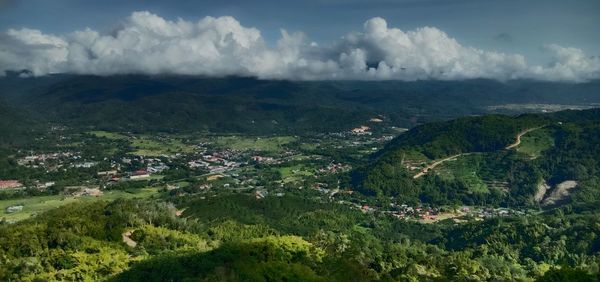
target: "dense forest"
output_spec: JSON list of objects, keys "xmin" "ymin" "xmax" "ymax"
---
[
  {"xmin": 1, "ymin": 194, "xmax": 599, "ymax": 281},
  {"xmin": 1, "ymin": 75, "xmax": 600, "ymax": 134},
  {"xmin": 1, "ymin": 76, "xmax": 599, "ymax": 280}
]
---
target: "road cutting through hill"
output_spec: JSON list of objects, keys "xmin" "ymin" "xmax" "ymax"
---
[
  {"xmin": 505, "ymin": 127, "xmax": 544, "ymax": 150},
  {"xmin": 414, "ymin": 126, "xmax": 544, "ymax": 179}
]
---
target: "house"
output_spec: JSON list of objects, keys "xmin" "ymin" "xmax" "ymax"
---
[
  {"xmin": 147, "ymin": 164, "xmax": 169, "ymax": 173},
  {"xmin": 72, "ymin": 162, "xmax": 97, "ymax": 168},
  {"xmin": 129, "ymin": 169, "xmax": 150, "ymax": 180},
  {"xmin": 255, "ymin": 189, "xmax": 268, "ymax": 199},
  {"xmin": 351, "ymin": 125, "xmax": 371, "ymax": 134},
  {"xmin": 36, "ymin": 181, "xmax": 55, "ymax": 190},
  {"xmin": 0, "ymin": 180, "xmax": 23, "ymax": 189},
  {"xmin": 252, "ymin": 156, "xmax": 274, "ymax": 163},
  {"xmin": 97, "ymin": 170, "xmax": 118, "ymax": 176}
]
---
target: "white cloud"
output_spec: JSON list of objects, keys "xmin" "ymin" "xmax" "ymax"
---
[{"xmin": 0, "ymin": 11, "xmax": 598, "ymax": 82}]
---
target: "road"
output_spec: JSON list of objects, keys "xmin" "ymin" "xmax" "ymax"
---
[
  {"xmin": 413, "ymin": 126, "xmax": 543, "ymax": 179},
  {"xmin": 413, "ymin": 153, "xmax": 472, "ymax": 179},
  {"xmin": 505, "ymin": 127, "xmax": 543, "ymax": 150}
]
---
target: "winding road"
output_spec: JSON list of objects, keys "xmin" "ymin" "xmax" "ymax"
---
[
  {"xmin": 413, "ymin": 126, "xmax": 543, "ymax": 179},
  {"xmin": 413, "ymin": 153, "xmax": 472, "ymax": 179},
  {"xmin": 505, "ymin": 127, "xmax": 543, "ymax": 150}
]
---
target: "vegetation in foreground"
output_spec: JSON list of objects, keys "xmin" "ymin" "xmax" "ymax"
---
[
  {"xmin": 1, "ymin": 195, "xmax": 599, "ymax": 281},
  {"xmin": 0, "ymin": 108, "xmax": 599, "ymax": 281}
]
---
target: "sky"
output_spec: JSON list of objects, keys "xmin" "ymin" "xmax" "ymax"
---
[{"xmin": 0, "ymin": 0, "xmax": 599, "ymax": 81}]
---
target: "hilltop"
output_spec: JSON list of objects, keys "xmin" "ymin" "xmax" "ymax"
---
[{"xmin": 354, "ymin": 109, "xmax": 600, "ymax": 207}]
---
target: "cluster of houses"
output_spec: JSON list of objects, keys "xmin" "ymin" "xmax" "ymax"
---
[
  {"xmin": 97, "ymin": 156, "xmax": 170, "ymax": 183},
  {"xmin": 385, "ymin": 204, "xmax": 443, "ymax": 220},
  {"xmin": 251, "ymin": 155, "xmax": 276, "ymax": 164},
  {"xmin": 318, "ymin": 162, "xmax": 352, "ymax": 174},
  {"xmin": 188, "ymin": 150, "xmax": 244, "ymax": 174},
  {"xmin": 357, "ymin": 202, "xmax": 525, "ymax": 223},
  {"xmin": 0, "ymin": 180, "xmax": 55, "ymax": 191},
  {"xmin": 350, "ymin": 125, "xmax": 372, "ymax": 135},
  {"xmin": 17, "ymin": 152, "xmax": 81, "ymax": 170}
]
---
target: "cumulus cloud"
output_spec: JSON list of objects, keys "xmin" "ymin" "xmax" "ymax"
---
[{"xmin": 0, "ymin": 11, "xmax": 598, "ymax": 81}]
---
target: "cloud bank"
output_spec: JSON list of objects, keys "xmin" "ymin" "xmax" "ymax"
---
[{"xmin": 1, "ymin": 11, "xmax": 599, "ymax": 81}]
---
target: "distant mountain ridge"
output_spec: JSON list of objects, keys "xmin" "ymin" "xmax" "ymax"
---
[{"xmin": 0, "ymin": 75, "xmax": 599, "ymax": 135}]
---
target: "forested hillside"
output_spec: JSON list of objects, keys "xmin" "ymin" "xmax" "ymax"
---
[
  {"xmin": 355, "ymin": 109, "xmax": 600, "ymax": 207},
  {"xmin": 0, "ymin": 100, "xmax": 37, "ymax": 148},
  {"xmin": 1, "ymin": 75, "xmax": 599, "ymax": 134},
  {"xmin": 1, "ymin": 194, "xmax": 599, "ymax": 281}
]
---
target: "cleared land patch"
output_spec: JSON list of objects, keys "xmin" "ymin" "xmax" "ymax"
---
[
  {"xmin": 516, "ymin": 128, "xmax": 554, "ymax": 158},
  {"xmin": 0, "ymin": 188, "xmax": 159, "ymax": 222},
  {"xmin": 435, "ymin": 153, "xmax": 489, "ymax": 194},
  {"xmin": 279, "ymin": 164, "xmax": 314, "ymax": 183},
  {"xmin": 89, "ymin": 130, "xmax": 128, "ymax": 140},
  {"xmin": 131, "ymin": 137, "xmax": 193, "ymax": 156}
]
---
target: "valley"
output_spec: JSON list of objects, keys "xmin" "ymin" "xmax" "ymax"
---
[
  {"xmin": 0, "ymin": 77, "xmax": 599, "ymax": 281},
  {"xmin": 1, "ymin": 1, "xmax": 599, "ymax": 279}
]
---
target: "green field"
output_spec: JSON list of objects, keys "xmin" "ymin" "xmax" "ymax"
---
[
  {"xmin": 90, "ymin": 131, "xmax": 194, "ymax": 156},
  {"xmin": 0, "ymin": 188, "xmax": 159, "ymax": 222},
  {"xmin": 89, "ymin": 130, "xmax": 129, "ymax": 140},
  {"xmin": 279, "ymin": 164, "xmax": 314, "ymax": 183},
  {"xmin": 516, "ymin": 128, "xmax": 555, "ymax": 159},
  {"xmin": 131, "ymin": 137, "xmax": 193, "ymax": 156},
  {"xmin": 215, "ymin": 136, "xmax": 296, "ymax": 152},
  {"xmin": 436, "ymin": 154, "xmax": 489, "ymax": 194}
]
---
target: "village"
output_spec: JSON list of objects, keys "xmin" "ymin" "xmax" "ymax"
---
[
  {"xmin": 0, "ymin": 120, "xmax": 399, "ymax": 219},
  {"xmin": 0, "ymin": 120, "xmax": 528, "ymax": 224}
]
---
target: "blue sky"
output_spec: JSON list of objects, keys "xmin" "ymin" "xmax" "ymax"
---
[
  {"xmin": 0, "ymin": 0, "xmax": 598, "ymax": 80},
  {"xmin": 1, "ymin": 0, "xmax": 598, "ymax": 63}
]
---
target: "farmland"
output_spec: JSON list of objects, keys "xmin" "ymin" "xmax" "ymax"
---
[
  {"xmin": 0, "ymin": 188, "xmax": 159, "ymax": 222},
  {"xmin": 214, "ymin": 136, "xmax": 296, "ymax": 153}
]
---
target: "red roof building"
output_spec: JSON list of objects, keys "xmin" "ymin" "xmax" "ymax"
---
[{"xmin": 0, "ymin": 180, "xmax": 23, "ymax": 189}]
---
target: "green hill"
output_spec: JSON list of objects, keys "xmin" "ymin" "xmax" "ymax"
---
[{"xmin": 354, "ymin": 109, "xmax": 600, "ymax": 207}]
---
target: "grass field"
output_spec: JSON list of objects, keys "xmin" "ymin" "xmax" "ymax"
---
[
  {"xmin": 279, "ymin": 164, "xmax": 314, "ymax": 183},
  {"xmin": 131, "ymin": 137, "xmax": 193, "ymax": 156},
  {"xmin": 0, "ymin": 188, "xmax": 159, "ymax": 222},
  {"xmin": 215, "ymin": 136, "xmax": 296, "ymax": 152},
  {"xmin": 89, "ymin": 130, "xmax": 129, "ymax": 140},
  {"xmin": 516, "ymin": 128, "xmax": 555, "ymax": 159},
  {"xmin": 90, "ymin": 131, "xmax": 194, "ymax": 156}
]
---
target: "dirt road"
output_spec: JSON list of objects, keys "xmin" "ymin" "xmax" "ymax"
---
[
  {"xmin": 505, "ymin": 127, "xmax": 543, "ymax": 150},
  {"xmin": 413, "ymin": 153, "xmax": 471, "ymax": 179},
  {"xmin": 413, "ymin": 126, "xmax": 543, "ymax": 179}
]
